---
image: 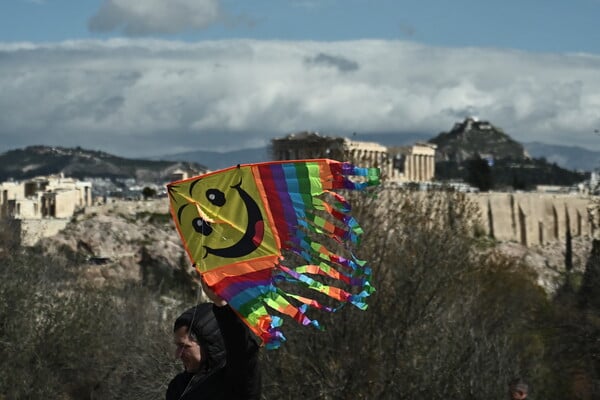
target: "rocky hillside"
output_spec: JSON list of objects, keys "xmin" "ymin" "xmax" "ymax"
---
[
  {"xmin": 36, "ymin": 199, "xmax": 195, "ymax": 290},
  {"xmin": 0, "ymin": 145, "xmax": 207, "ymax": 182},
  {"xmin": 32, "ymin": 198, "xmax": 592, "ymax": 295},
  {"xmin": 430, "ymin": 117, "xmax": 529, "ymax": 162}
]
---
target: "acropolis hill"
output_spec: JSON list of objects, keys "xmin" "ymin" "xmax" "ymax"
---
[
  {"xmin": 1, "ymin": 119, "xmax": 598, "ymax": 291},
  {"xmin": 271, "ymin": 129, "xmax": 597, "ymax": 258}
]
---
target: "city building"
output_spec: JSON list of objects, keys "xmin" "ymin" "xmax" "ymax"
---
[
  {"xmin": 0, "ymin": 174, "xmax": 93, "ymax": 246},
  {"xmin": 0, "ymin": 174, "xmax": 92, "ymax": 219}
]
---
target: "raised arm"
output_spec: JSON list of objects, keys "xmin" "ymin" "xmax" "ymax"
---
[{"xmin": 202, "ymin": 280, "xmax": 262, "ymax": 400}]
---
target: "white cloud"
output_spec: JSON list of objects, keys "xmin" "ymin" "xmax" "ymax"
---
[
  {"xmin": 1, "ymin": 39, "xmax": 600, "ymax": 157},
  {"xmin": 88, "ymin": 0, "xmax": 222, "ymax": 36}
]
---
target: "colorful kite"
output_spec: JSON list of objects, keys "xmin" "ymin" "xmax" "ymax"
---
[{"xmin": 167, "ymin": 159, "xmax": 380, "ymax": 348}]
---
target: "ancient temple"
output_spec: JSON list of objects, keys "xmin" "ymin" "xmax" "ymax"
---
[{"xmin": 271, "ymin": 131, "xmax": 436, "ymax": 182}]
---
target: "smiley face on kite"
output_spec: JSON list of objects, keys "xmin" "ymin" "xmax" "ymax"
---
[
  {"xmin": 185, "ymin": 180, "xmax": 265, "ymax": 259},
  {"xmin": 169, "ymin": 165, "xmax": 279, "ymax": 273}
]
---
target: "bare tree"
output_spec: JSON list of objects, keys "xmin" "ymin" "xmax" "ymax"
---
[{"xmin": 262, "ymin": 188, "xmax": 550, "ymax": 400}]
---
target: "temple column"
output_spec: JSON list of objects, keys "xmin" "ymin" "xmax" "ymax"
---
[{"xmin": 411, "ymin": 155, "xmax": 417, "ymax": 181}]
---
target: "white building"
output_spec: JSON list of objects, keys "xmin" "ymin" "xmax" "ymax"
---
[{"xmin": 0, "ymin": 174, "xmax": 92, "ymax": 219}]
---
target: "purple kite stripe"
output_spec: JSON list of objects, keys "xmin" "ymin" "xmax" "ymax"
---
[{"xmin": 266, "ymin": 163, "xmax": 299, "ymax": 244}]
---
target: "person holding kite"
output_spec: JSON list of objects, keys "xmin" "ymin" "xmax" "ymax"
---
[
  {"xmin": 166, "ymin": 281, "xmax": 261, "ymax": 400},
  {"xmin": 166, "ymin": 159, "xmax": 380, "ymax": 399}
]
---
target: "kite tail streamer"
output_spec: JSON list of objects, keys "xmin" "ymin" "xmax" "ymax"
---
[{"xmin": 245, "ymin": 159, "xmax": 377, "ymax": 346}]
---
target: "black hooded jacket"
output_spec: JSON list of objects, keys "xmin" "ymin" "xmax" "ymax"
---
[{"xmin": 166, "ymin": 303, "xmax": 261, "ymax": 400}]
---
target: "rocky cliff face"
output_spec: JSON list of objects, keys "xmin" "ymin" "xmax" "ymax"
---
[
  {"xmin": 429, "ymin": 117, "xmax": 529, "ymax": 162},
  {"xmin": 34, "ymin": 198, "xmax": 592, "ymax": 295},
  {"xmin": 37, "ymin": 199, "xmax": 196, "ymax": 289},
  {"xmin": 495, "ymin": 239, "xmax": 591, "ymax": 293}
]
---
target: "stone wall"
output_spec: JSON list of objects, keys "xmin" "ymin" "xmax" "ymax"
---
[
  {"xmin": 83, "ymin": 199, "xmax": 169, "ymax": 216},
  {"xmin": 11, "ymin": 193, "xmax": 595, "ymax": 250},
  {"xmin": 18, "ymin": 218, "xmax": 71, "ymax": 246},
  {"xmin": 51, "ymin": 190, "xmax": 86, "ymax": 219},
  {"xmin": 468, "ymin": 192, "xmax": 593, "ymax": 246}
]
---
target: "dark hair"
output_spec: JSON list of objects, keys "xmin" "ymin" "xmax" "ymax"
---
[{"xmin": 173, "ymin": 303, "xmax": 226, "ymax": 371}]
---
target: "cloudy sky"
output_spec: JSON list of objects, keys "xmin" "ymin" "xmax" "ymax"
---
[{"xmin": 1, "ymin": 0, "xmax": 600, "ymax": 157}]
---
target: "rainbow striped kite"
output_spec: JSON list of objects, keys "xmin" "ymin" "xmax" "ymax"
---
[{"xmin": 167, "ymin": 159, "xmax": 380, "ymax": 348}]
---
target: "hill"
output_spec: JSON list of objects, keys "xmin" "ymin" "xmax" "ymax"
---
[
  {"xmin": 0, "ymin": 145, "xmax": 207, "ymax": 182},
  {"xmin": 429, "ymin": 117, "xmax": 528, "ymax": 162},
  {"xmin": 429, "ymin": 118, "xmax": 588, "ymax": 190}
]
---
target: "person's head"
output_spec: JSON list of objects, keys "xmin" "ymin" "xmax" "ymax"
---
[
  {"xmin": 173, "ymin": 303, "xmax": 226, "ymax": 373},
  {"xmin": 508, "ymin": 378, "xmax": 529, "ymax": 399}
]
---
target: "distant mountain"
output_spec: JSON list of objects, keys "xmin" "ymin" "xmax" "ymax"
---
[
  {"xmin": 523, "ymin": 142, "xmax": 600, "ymax": 172},
  {"xmin": 0, "ymin": 146, "xmax": 206, "ymax": 182},
  {"xmin": 429, "ymin": 118, "xmax": 528, "ymax": 162}
]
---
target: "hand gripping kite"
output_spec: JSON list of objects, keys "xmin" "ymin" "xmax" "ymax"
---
[{"xmin": 167, "ymin": 159, "xmax": 380, "ymax": 348}]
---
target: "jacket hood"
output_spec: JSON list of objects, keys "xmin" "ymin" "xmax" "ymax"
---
[{"xmin": 174, "ymin": 303, "xmax": 226, "ymax": 373}]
